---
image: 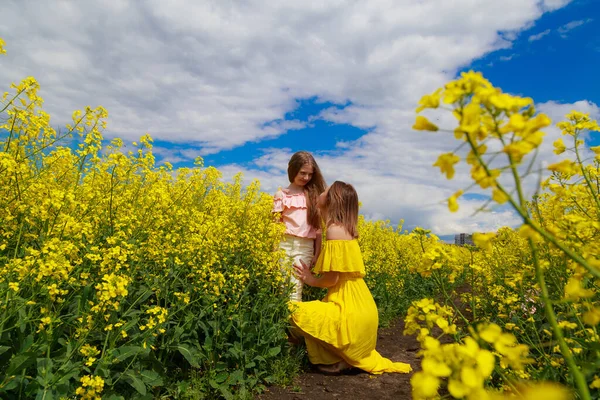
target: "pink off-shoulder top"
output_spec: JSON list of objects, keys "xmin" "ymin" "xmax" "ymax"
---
[{"xmin": 272, "ymin": 188, "xmax": 318, "ymax": 239}]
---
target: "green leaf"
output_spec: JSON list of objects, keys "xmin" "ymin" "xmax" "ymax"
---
[
  {"xmin": 215, "ymin": 361, "xmax": 227, "ymax": 371},
  {"xmin": 105, "ymin": 395, "xmax": 126, "ymax": 400},
  {"xmin": 172, "ymin": 326, "xmax": 185, "ymax": 342},
  {"xmin": 6, "ymin": 352, "xmax": 37, "ymax": 376},
  {"xmin": 54, "ymin": 362, "xmax": 79, "ymax": 386},
  {"xmin": 37, "ymin": 358, "xmax": 53, "ymax": 376},
  {"xmin": 36, "ymin": 358, "xmax": 54, "ymax": 388},
  {"xmin": 173, "ymin": 344, "xmax": 201, "ymax": 368},
  {"xmin": 124, "ymin": 370, "xmax": 147, "ymax": 395},
  {"xmin": 585, "ymin": 340, "xmax": 600, "ymax": 351},
  {"xmin": 267, "ymin": 346, "xmax": 281, "ymax": 357},
  {"xmin": 229, "ymin": 370, "xmax": 243, "ymax": 385},
  {"xmin": 139, "ymin": 370, "xmax": 163, "ymax": 387},
  {"xmin": 219, "ymin": 385, "xmax": 234, "ymax": 400},
  {"xmin": 2, "ymin": 376, "xmax": 21, "ymax": 391},
  {"xmin": 214, "ymin": 371, "xmax": 228, "ymax": 384},
  {"xmin": 18, "ymin": 308, "xmax": 27, "ymax": 332},
  {"xmin": 146, "ymin": 351, "xmax": 165, "ymax": 374},
  {"xmin": 0, "ymin": 346, "xmax": 10, "ymax": 356},
  {"xmin": 35, "ymin": 388, "xmax": 54, "ymax": 400},
  {"xmin": 113, "ymin": 346, "xmax": 148, "ymax": 362},
  {"xmin": 20, "ymin": 335, "xmax": 34, "ymax": 352}
]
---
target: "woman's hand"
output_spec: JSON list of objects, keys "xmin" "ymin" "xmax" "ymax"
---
[
  {"xmin": 294, "ymin": 260, "xmax": 339, "ymax": 288},
  {"xmin": 293, "ymin": 259, "xmax": 312, "ymax": 283}
]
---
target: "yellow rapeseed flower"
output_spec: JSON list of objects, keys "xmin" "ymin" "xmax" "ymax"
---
[
  {"xmin": 473, "ymin": 232, "xmax": 496, "ymax": 252},
  {"xmin": 411, "ymin": 371, "xmax": 440, "ymax": 399},
  {"xmin": 448, "ymin": 190, "xmax": 463, "ymax": 213},
  {"xmin": 518, "ymin": 224, "xmax": 543, "ymax": 243},
  {"xmin": 413, "ymin": 116, "xmax": 439, "ymax": 131},
  {"xmin": 563, "ymin": 277, "xmax": 595, "ymax": 301},
  {"xmin": 434, "ymin": 152, "xmax": 460, "ymax": 179},
  {"xmin": 516, "ymin": 382, "xmax": 573, "ymax": 400},
  {"xmin": 582, "ymin": 307, "xmax": 600, "ymax": 326},
  {"xmin": 547, "ymin": 159, "xmax": 579, "ymax": 175},
  {"xmin": 553, "ymin": 138, "xmax": 567, "ymax": 155},
  {"xmin": 491, "ymin": 188, "xmax": 509, "ymax": 204},
  {"xmin": 416, "ymin": 90, "xmax": 441, "ymax": 112}
]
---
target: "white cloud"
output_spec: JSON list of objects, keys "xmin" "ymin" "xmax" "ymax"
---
[
  {"xmin": 0, "ymin": 0, "xmax": 568, "ymax": 150},
  {"xmin": 558, "ymin": 18, "xmax": 593, "ymax": 37},
  {"xmin": 539, "ymin": 0, "xmax": 573, "ymax": 12},
  {"xmin": 528, "ymin": 29, "xmax": 551, "ymax": 41},
  {"xmin": 0, "ymin": 0, "xmax": 583, "ymax": 236}
]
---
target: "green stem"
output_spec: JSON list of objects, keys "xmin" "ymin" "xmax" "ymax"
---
[
  {"xmin": 434, "ymin": 272, "xmax": 469, "ymax": 326},
  {"xmin": 3, "ymin": 110, "xmax": 18, "ymax": 153},
  {"xmin": 531, "ymin": 240, "xmax": 590, "ymax": 400},
  {"xmin": 0, "ymin": 87, "xmax": 27, "ymax": 114},
  {"xmin": 469, "ymin": 248, "xmax": 476, "ymax": 321},
  {"xmin": 0, "ymin": 292, "xmax": 9, "ymax": 338}
]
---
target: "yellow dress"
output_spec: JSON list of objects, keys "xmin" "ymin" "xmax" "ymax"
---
[{"xmin": 290, "ymin": 239, "xmax": 412, "ymax": 374}]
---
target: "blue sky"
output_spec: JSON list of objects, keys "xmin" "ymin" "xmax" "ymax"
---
[{"xmin": 1, "ymin": 0, "xmax": 599, "ymax": 238}]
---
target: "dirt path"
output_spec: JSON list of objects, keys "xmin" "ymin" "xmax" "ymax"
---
[{"xmin": 256, "ymin": 319, "xmax": 419, "ymax": 400}]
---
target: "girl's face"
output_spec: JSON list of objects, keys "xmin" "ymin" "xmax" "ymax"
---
[
  {"xmin": 293, "ymin": 163, "xmax": 314, "ymax": 187},
  {"xmin": 317, "ymin": 186, "xmax": 329, "ymax": 209}
]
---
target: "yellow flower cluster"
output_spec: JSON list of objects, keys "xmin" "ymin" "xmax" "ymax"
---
[
  {"xmin": 477, "ymin": 323, "xmax": 533, "ymax": 371},
  {"xmin": 412, "ymin": 71, "xmax": 600, "ymax": 399},
  {"xmin": 140, "ymin": 306, "xmax": 168, "ymax": 331},
  {"xmin": 414, "ymin": 71, "xmax": 551, "ymax": 213},
  {"xmin": 412, "ymin": 336, "xmax": 495, "ymax": 400},
  {"xmin": 411, "ymin": 322, "xmax": 535, "ymax": 400},
  {"xmin": 0, "ymin": 39, "xmax": 289, "ymax": 398},
  {"xmin": 75, "ymin": 375, "xmax": 104, "ymax": 400},
  {"xmin": 80, "ymin": 344, "xmax": 101, "ymax": 367},
  {"xmin": 404, "ymin": 298, "xmax": 457, "ymax": 336}
]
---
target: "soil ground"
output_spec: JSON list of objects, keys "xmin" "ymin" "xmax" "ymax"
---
[{"xmin": 256, "ymin": 319, "xmax": 420, "ymax": 400}]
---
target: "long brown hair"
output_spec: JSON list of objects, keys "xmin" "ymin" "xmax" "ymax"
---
[
  {"xmin": 324, "ymin": 181, "xmax": 359, "ymax": 238},
  {"xmin": 288, "ymin": 151, "xmax": 326, "ymax": 229}
]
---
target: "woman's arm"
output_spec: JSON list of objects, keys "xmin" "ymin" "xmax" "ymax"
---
[{"xmin": 294, "ymin": 259, "xmax": 339, "ymax": 288}]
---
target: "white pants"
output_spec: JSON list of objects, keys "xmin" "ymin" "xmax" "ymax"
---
[{"xmin": 279, "ymin": 234, "xmax": 314, "ymax": 302}]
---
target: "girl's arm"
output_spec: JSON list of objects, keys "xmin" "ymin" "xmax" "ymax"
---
[{"xmin": 294, "ymin": 259, "xmax": 339, "ymax": 288}]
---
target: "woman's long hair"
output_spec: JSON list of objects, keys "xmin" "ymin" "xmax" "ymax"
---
[
  {"xmin": 288, "ymin": 151, "xmax": 326, "ymax": 230},
  {"xmin": 324, "ymin": 181, "xmax": 359, "ymax": 238}
]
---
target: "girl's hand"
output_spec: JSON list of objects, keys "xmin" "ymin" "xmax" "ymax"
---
[{"xmin": 293, "ymin": 259, "xmax": 311, "ymax": 283}]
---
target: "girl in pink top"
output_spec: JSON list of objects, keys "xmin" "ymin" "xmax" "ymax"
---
[{"xmin": 273, "ymin": 151, "xmax": 326, "ymax": 302}]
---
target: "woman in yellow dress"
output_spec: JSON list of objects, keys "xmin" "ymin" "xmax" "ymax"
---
[{"xmin": 291, "ymin": 181, "xmax": 412, "ymax": 375}]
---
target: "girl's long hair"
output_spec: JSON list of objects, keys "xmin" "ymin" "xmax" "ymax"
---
[
  {"xmin": 324, "ymin": 181, "xmax": 359, "ymax": 238},
  {"xmin": 288, "ymin": 151, "xmax": 326, "ymax": 230}
]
